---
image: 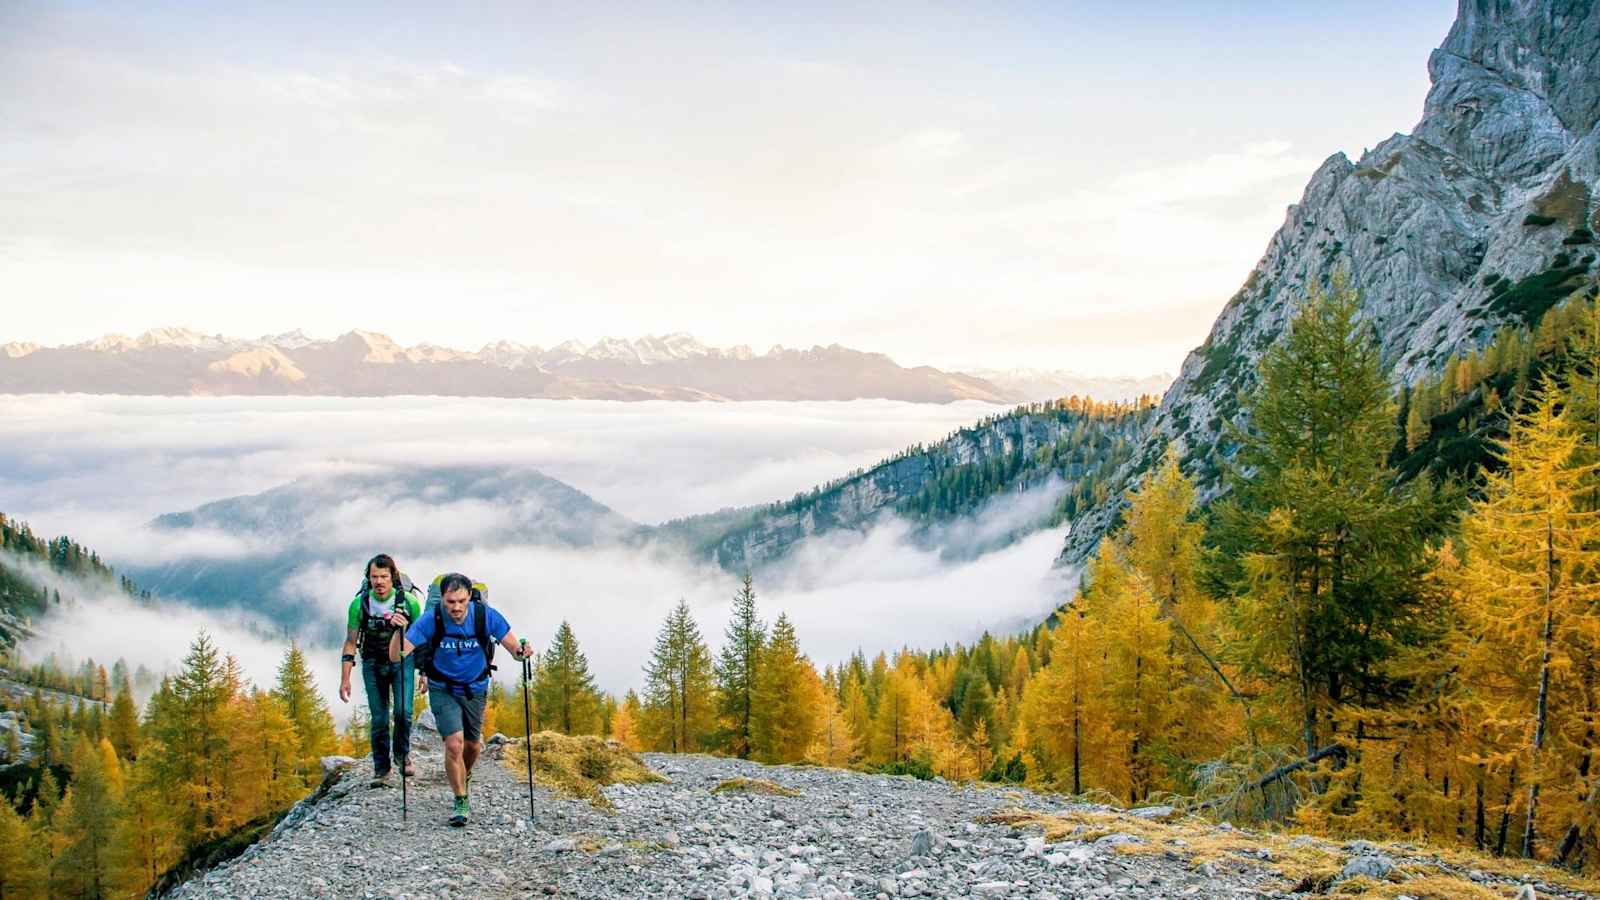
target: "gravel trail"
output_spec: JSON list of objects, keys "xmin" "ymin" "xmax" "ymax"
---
[{"xmin": 163, "ymin": 727, "xmax": 1594, "ymax": 899}]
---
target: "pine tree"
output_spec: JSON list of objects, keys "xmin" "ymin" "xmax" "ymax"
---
[
  {"xmin": 641, "ymin": 600, "xmax": 716, "ymax": 753},
  {"xmin": 715, "ymin": 573, "xmax": 766, "ymax": 759},
  {"xmin": 1083, "ymin": 544, "xmax": 1175, "ymax": 802},
  {"xmin": 232, "ymin": 690, "xmax": 310, "ymax": 821},
  {"xmin": 1122, "ymin": 449, "xmax": 1248, "ymax": 753},
  {"xmin": 841, "ymin": 678, "xmax": 871, "ymax": 762},
  {"xmin": 1209, "ymin": 277, "xmax": 1439, "ymax": 760},
  {"xmin": 272, "ymin": 642, "xmax": 336, "ymax": 781},
  {"xmin": 145, "ymin": 632, "xmax": 237, "ymax": 842},
  {"xmin": 533, "ymin": 622, "xmax": 602, "ymax": 734},
  {"xmin": 97, "ymin": 739, "xmax": 125, "ymax": 801},
  {"xmin": 1406, "ymin": 384, "xmax": 1431, "ymax": 452}
]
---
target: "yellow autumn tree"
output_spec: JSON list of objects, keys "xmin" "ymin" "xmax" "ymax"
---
[
  {"xmin": 1449, "ymin": 386, "xmax": 1600, "ymax": 859},
  {"xmin": 113, "ymin": 754, "xmax": 179, "ymax": 897},
  {"xmin": 0, "ymin": 792, "xmax": 48, "ymax": 900},
  {"xmin": 807, "ymin": 668, "xmax": 857, "ymax": 768},
  {"xmin": 1086, "ymin": 544, "xmax": 1176, "ymax": 803},
  {"xmin": 750, "ymin": 615, "xmax": 819, "ymax": 763},
  {"xmin": 54, "ymin": 735, "xmax": 120, "ymax": 899},
  {"xmin": 1019, "ymin": 608, "xmax": 1114, "ymax": 795},
  {"xmin": 611, "ymin": 691, "xmax": 644, "ymax": 751},
  {"xmin": 841, "ymin": 677, "xmax": 871, "ymax": 763},
  {"xmin": 1120, "ymin": 448, "xmax": 1247, "ymax": 757}
]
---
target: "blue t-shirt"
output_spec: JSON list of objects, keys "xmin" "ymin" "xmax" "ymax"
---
[{"xmin": 406, "ymin": 601, "xmax": 510, "ymax": 694}]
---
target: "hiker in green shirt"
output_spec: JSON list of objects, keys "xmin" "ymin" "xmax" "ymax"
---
[{"xmin": 338, "ymin": 553, "xmax": 423, "ymax": 787}]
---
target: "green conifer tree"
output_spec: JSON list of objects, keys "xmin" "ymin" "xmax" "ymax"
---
[
  {"xmin": 1207, "ymin": 276, "xmax": 1439, "ymax": 759},
  {"xmin": 533, "ymin": 622, "xmax": 602, "ymax": 734},
  {"xmin": 271, "ymin": 642, "xmax": 336, "ymax": 779},
  {"xmin": 641, "ymin": 600, "xmax": 716, "ymax": 752},
  {"xmin": 715, "ymin": 573, "xmax": 766, "ymax": 758}
]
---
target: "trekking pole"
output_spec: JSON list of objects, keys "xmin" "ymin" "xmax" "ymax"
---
[
  {"xmin": 520, "ymin": 639, "xmax": 536, "ymax": 824},
  {"xmin": 400, "ymin": 669, "xmax": 409, "ymax": 822}
]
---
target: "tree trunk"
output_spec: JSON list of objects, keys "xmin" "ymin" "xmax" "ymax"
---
[
  {"xmin": 1498, "ymin": 763, "xmax": 1517, "ymax": 857},
  {"xmin": 1523, "ymin": 517, "xmax": 1557, "ymax": 859}
]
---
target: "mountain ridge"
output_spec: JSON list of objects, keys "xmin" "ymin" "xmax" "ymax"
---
[{"xmin": 1059, "ymin": 0, "xmax": 1600, "ymax": 565}]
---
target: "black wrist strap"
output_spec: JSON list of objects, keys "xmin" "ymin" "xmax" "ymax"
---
[{"xmin": 341, "ymin": 653, "xmax": 355, "ymax": 664}]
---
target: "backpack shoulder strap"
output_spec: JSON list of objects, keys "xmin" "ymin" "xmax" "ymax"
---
[
  {"xmin": 428, "ymin": 602, "xmax": 445, "ymax": 648},
  {"xmin": 474, "ymin": 601, "xmax": 497, "ymax": 671}
]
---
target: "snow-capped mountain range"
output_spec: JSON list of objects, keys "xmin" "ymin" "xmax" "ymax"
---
[{"xmin": 0, "ymin": 328, "xmax": 1165, "ymax": 404}]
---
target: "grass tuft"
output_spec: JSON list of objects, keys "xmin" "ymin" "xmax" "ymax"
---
[
  {"xmin": 711, "ymin": 777, "xmax": 801, "ymax": 798},
  {"xmin": 501, "ymin": 731, "xmax": 666, "ymax": 811}
]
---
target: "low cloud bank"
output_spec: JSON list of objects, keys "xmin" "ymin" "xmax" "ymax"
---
[{"xmin": 5, "ymin": 396, "xmax": 1071, "ymax": 715}]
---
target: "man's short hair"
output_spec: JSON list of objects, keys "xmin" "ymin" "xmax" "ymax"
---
[
  {"xmin": 438, "ymin": 573, "xmax": 475, "ymax": 597},
  {"xmin": 367, "ymin": 553, "xmax": 400, "ymax": 582}
]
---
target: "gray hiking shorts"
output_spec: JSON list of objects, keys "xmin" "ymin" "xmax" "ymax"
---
[{"xmin": 429, "ymin": 687, "xmax": 487, "ymax": 743}]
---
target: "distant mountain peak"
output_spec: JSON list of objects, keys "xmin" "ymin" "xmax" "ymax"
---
[
  {"xmin": 261, "ymin": 329, "xmax": 315, "ymax": 349},
  {"xmin": 1, "ymin": 328, "xmax": 1029, "ymax": 403}
]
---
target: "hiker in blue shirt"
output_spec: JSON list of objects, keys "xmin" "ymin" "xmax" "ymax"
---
[{"xmin": 389, "ymin": 572, "xmax": 531, "ymax": 827}]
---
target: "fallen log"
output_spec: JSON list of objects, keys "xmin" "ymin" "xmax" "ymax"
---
[{"xmin": 1198, "ymin": 743, "xmax": 1348, "ymax": 811}]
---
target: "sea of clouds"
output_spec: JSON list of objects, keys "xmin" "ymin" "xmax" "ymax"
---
[{"xmin": 1, "ymin": 395, "xmax": 1075, "ymax": 711}]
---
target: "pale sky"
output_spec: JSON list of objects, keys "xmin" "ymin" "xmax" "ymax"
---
[{"xmin": 0, "ymin": 1, "xmax": 1456, "ymax": 375}]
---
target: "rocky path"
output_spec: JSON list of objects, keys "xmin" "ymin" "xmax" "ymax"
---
[{"xmin": 165, "ymin": 731, "xmax": 1596, "ymax": 899}]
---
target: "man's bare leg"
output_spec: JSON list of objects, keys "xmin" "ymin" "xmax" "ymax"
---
[{"xmin": 444, "ymin": 732, "xmax": 466, "ymax": 796}]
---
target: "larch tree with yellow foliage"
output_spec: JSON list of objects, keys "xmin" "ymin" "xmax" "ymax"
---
[
  {"xmin": 1122, "ymin": 448, "xmax": 1250, "ymax": 755},
  {"xmin": 0, "ymin": 793, "xmax": 48, "ymax": 900},
  {"xmin": 611, "ymin": 690, "xmax": 644, "ymax": 751},
  {"xmin": 1082, "ymin": 543, "xmax": 1175, "ymax": 802},
  {"xmin": 1020, "ymin": 608, "xmax": 1113, "ymax": 794},
  {"xmin": 750, "ymin": 615, "xmax": 819, "ymax": 763},
  {"xmin": 1449, "ymin": 385, "xmax": 1600, "ymax": 859}
]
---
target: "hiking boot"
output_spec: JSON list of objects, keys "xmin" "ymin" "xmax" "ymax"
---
[
  {"xmin": 370, "ymin": 769, "xmax": 392, "ymax": 788},
  {"xmin": 449, "ymin": 796, "xmax": 469, "ymax": 828}
]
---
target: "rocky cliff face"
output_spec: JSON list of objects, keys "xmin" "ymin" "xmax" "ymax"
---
[{"xmin": 1062, "ymin": 0, "xmax": 1600, "ymax": 564}]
